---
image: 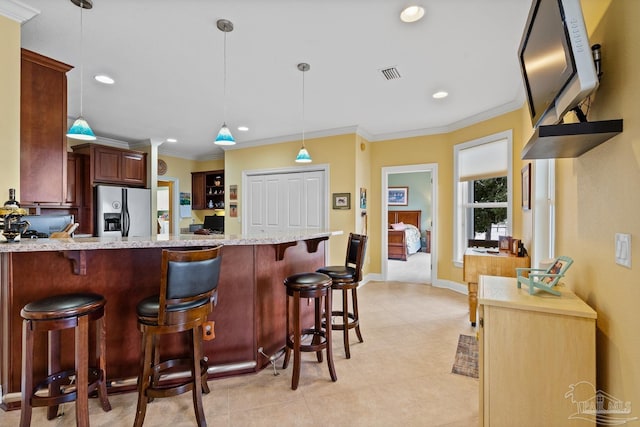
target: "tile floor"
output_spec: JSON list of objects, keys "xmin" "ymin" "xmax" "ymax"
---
[{"xmin": 1, "ymin": 281, "xmax": 478, "ymax": 427}]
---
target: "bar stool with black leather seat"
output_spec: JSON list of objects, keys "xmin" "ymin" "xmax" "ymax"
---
[
  {"xmin": 316, "ymin": 233, "xmax": 368, "ymax": 359},
  {"xmin": 134, "ymin": 246, "xmax": 222, "ymax": 427},
  {"xmin": 20, "ymin": 292, "xmax": 112, "ymax": 427},
  {"xmin": 282, "ymin": 272, "xmax": 337, "ymax": 390}
]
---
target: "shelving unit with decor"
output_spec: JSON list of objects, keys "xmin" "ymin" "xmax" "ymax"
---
[{"xmin": 191, "ymin": 170, "xmax": 224, "ymax": 210}]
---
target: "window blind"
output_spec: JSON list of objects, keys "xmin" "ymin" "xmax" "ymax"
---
[{"xmin": 458, "ymin": 138, "xmax": 508, "ymax": 182}]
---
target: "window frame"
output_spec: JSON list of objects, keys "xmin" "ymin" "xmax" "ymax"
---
[{"xmin": 453, "ymin": 130, "xmax": 513, "ymax": 266}]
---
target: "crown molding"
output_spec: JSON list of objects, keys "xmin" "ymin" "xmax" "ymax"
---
[{"xmin": 0, "ymin": 0, "xmax": 39, "ymax": 23}]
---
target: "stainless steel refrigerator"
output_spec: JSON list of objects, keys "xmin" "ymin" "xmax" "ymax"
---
[{"xmin": 96, "ymin": 185, "xmax": 151, "ymax": 237}]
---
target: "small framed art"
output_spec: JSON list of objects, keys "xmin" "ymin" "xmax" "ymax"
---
[
  {"xmin": 388, "ymin": 187, "xmax": 408, "ymax": 206},
  {"xmin": 333, "ymin": 193, "xmax": 351, "ymax": 210}
]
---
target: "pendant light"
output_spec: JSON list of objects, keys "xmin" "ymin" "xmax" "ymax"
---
[
  {"xmin": 67, "ymin": 0, "xmax": 96, "ymax": 141},
  {"xmin": 295, "ymin": 63, "xmax": 312, "ymax": 163},
  {"xmin": 214, "ymin": 19, "xmax": 235, "ymax": 145}
]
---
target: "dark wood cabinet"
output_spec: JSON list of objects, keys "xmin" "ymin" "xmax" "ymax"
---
[
  {"xmin": 191, "ymin": 172, "xmax": 206, "ymax": 210},
  {"xmin": 73, "ymin": 143, "xmax": 147, "ymax": 187},
  {"xmin": 72, "ymin": 143, "xmax": 147, "ymax": 235},
  {"xmin": 191, "ymin": 170, "xmax": 224, "ymax": 210},
  {"xmin": 66, "ymin": 152, "xmax": 82, "ymax": 206},
  {"xmin": 20, "ymin": 49, "xmax": 73, "ymax": 205}
]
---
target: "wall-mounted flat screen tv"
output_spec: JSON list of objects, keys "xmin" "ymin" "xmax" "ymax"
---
[{"xmin": 519, "ymin": 0, "xmax": 599, "ymax": 128}]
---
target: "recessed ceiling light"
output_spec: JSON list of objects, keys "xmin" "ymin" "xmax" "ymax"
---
[
  {"xmin": 432, "ymin": 91, "xmax": 449, "ymax": 99},
  {"xmin": 400, "ymin": 5, "xmax": 425, "ymax": 23},
  {"xmin": 94, "ymin": 74, "xmax": 115, "ymax": 84},
  {"xmin": 166, "ymin": 138, "xmax": 177, "ymax": 143},
  {"xmin": 237, "ymin": 126, "xmax": 249, "ymax": 132}
]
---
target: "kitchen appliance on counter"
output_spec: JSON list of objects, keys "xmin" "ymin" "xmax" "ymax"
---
[
  {"xmin": 20, "ymin": 214, "xmax": 75, "ymax": 238},
  {"xmin": 96, "ymin": 185, "xmax": 151, "ymax": 237}
]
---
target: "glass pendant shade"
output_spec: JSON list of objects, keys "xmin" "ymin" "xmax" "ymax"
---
[
  {"xmin": 67, "ymin": 117, "xmax": 96, "ymax": 140},
  {"xmin": 295, "ymin": 146, "xmax": 312, "ymax": 163},
  {"xmin": 214, "ymin": 123, "xmax": 235, "ymax": 145}
]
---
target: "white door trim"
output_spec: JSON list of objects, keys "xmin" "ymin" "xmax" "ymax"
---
[
  {"xmin": 158, "ymin": 176, "xmax": 180, "ymax": 235},
  {"xmin": 381, "ymin": 163, "xmax": 438, "ymax": 286}
]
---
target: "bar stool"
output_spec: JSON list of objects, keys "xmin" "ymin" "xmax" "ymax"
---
[
  {"xmin": 317, "ymin": 233, "xmax": 368, "ymax": 358},
  {"xmin": 134, "ymin": 246, "xmax": 222, "ymax": 427},
  {"xmin": 282, "ymin": 272, "xmax": 337, "ymax": 390},
  {"xmin": 20, "ymin": 293, "xmax": 111, "ymax": 427}
]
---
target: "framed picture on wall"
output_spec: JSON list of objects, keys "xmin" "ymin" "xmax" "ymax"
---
[
  {"xmin": 388, "ymin": 187, "xmax": 408, "ymax": 206},
  {"xmin": 521, "ymin": 163, "xmax": 531, "ymax": 210},
  {"xmin": 332, "ymin": 193, "xmax": 351, "ymax": 210},
  {"xmin": 360, "ymin": 188, "xmax": 367, "ymax": 209}
]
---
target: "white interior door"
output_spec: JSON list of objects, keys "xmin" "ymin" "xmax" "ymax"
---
[{"xmin": 245, "ymin": 169, "xmax": 326, "ymax": 234}]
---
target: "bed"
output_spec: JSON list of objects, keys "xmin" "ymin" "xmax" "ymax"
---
[{"xmin": 388, "ymin": 210, "xmax": 422, "ymax": 261}]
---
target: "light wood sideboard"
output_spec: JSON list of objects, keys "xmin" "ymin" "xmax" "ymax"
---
[
  {"xmin": 478, "ymin": 276, "xmax": 596, "ymax": 427},
  {"xmin": 463, "ymin": 248, "xmax": 529, "ymax": 325}
]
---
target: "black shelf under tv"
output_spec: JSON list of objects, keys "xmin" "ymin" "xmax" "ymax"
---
[{"xmin": 522, "ymin": 119, "xmax": 623, "ymax": 160}]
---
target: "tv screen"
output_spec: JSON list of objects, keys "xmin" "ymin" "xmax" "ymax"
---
[{"xmin": 519, "ymin": 0, "xmax": 598, "ymax": 127}]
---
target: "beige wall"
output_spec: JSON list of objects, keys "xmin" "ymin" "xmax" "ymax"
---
[
  {"xmin": 369, "ymin": 109, "xmax": 526, "ymax": 284},
  {"xmin": 224, "ymin": 134, "xmax": 357, "ymax": 265},
  {"xmin": 0, "ymin": 16, "xmax": 20, "ymax": 198},
  {"xmin": 557, "ymin": 0, "xmax": 639, "ymax": 409}
]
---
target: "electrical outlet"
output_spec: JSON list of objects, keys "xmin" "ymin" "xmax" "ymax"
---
[{"xmin": 615, "ymin": 233, "xmax": 631, "ymax": 268}]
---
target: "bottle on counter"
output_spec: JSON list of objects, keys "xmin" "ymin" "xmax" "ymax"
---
[{"xmin": 4, "ymin": 188, "xmax": 20, "ymax": 209}]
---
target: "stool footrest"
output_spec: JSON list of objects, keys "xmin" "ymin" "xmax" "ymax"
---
[
  {"xmin": 324, "ymin": 311, "xmax": 359, "ymax": 331},
  {"xmin": 146, "ymin": 358, "xmax": 209, "ymax": 399},
  {"xmin": 286, "ymin": 329, "xmax": 329, "ymax": 353},
  {"xmin": 30, "ymin": 367, "xmax": 104, "ymax": 408}
]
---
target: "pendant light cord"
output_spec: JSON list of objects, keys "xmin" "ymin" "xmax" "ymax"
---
[
  {"xmin": 302, "ymin": 67, "xmax": 305, "ymax": 148},
  {"xmin": 79, "ymin": 1, "xmax": 84, "ymax": 117},
  {"xmin": 223, "ymin": 30, "xmax": 227, "ymax": 123}
]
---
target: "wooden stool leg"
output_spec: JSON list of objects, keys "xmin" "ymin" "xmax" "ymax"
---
[
  {"xmin": 325, "ymin": 291, "xmax": 337, "ymax": 382},
  {"xmin": 342, "ymin": 288, "xmax": 351, "ymax": 359},
  {"xmin": 352, "ymin": 287, "xmax": 363, "ymax": 343},
  {"xmin": 191, "ymin": 326, "xmax": 207, "ymax": 427},
  {"xmin": 47, "ymin": 329, "xmax": 61, "ymax": 420},
  {"xmin": 134, "ymin": 329, "xmax": 153, "ymax": 427},
  {"xmin": 96, "ymin": 314, "xmax": 112, "ymax": 411},
  {"xmin": 75, "ymin": 315, "xmax": 90, "ymax": 427},
  {"xmin": 291, "ymin": 291, "xmax": 301, "ymax": 390},
  {"xmin": 314, "ymin": 296, "xmax": 323, "ymax": 363},
  {"xmin": 282, "ymin": 293, "xmax": 291, "ymax": 370},
  {"xmin": 20, "ymin": 320, "xmax": 34, "ymax": 427}
]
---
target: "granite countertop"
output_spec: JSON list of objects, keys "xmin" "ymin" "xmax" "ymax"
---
[{"xmin": 0, "ymin": 230, "xmax": 342, "ymax": 253}]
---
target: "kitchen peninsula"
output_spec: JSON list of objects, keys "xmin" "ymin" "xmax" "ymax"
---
[{"xmin": 0, "ymin": 230, "xmax": 339, "ymax": 410}]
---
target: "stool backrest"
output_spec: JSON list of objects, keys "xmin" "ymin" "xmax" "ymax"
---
[
  {"xmin": 158, "ymin": 246, "xmax": 222, "ymax": 325},
  {"xmin": 345, "ymin": 233, "xmax": 368, "ymax": 282}
]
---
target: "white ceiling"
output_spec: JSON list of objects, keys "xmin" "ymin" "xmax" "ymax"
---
[{"xmin": 18, "ymin": 0, "xmax": 532, "ymax": 160}]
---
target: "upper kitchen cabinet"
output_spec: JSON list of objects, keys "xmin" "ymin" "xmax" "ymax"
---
[
  {"xmin": 20, "ymin": 49, "xmax": 73, "ymax": 205},
  {"xmin": 191, "ymin": 170, "xmax": 224, "ymax": 210},
  {"xmin": 73, "ymin": 143, "xmax": 147, "ymax": 187}
]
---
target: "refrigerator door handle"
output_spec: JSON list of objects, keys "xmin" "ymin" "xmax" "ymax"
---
[{"xmin": 122, "ymin": 188, "xmax": 130, "ymax": 237}]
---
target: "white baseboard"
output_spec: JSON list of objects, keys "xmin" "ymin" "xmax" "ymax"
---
[{"xmin": 360, "ymin": 273, "xmax": 467, "ymax": 295}]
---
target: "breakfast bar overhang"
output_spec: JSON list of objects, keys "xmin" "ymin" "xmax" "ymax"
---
[{"xmin": 0, "ymin": 231, "xmax": 339, "ymax": 410}]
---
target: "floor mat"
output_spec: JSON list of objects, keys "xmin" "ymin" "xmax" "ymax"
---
[{"xmin": 451, "ymin": 334, "xmax": 479, "ymax": 379}]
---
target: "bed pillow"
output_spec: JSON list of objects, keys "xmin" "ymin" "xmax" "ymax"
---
[{"xmin": 390, "ymin": 222, "xmax": 407, "ymax": 230}]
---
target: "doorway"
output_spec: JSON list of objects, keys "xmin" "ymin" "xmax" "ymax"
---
[
  {"xmin": 382, "ymin": 163, "xmax": 438, "ymax": 284},
  {"xmin": 157, "ymin": 178, "xmax": 179, "ymax": 235}
]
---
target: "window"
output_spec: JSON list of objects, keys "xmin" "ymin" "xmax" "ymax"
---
[{"xmin": 453, "ymin": 131, "xmax": 513, "ymax": 265}]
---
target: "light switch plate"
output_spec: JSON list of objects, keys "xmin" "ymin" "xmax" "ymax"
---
[{"xmin": 615, "ymin": 233, "xmax": 631, "ymax": 268}]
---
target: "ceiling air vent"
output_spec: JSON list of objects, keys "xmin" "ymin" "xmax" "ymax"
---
[{"xmin": 379, "ymin": 66, "xmax": 401, "ymax": 80}]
